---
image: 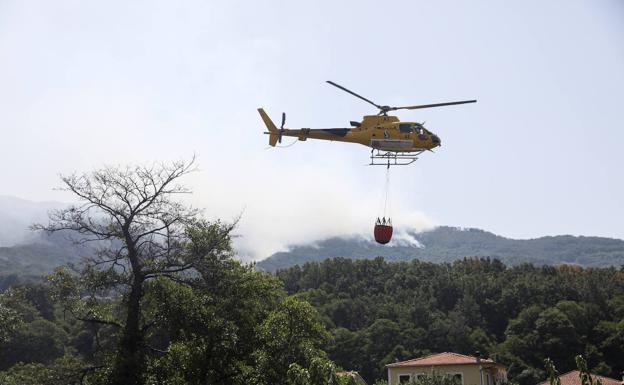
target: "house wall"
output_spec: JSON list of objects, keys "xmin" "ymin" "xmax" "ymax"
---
[{"xmin": 387, "ymin": 364, "xmax": 504, "ymax": 385}]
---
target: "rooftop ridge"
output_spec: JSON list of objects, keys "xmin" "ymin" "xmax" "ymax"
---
[
  {"xmin": 537, "ymin": 370, "xmax": 623, "ymax": 385},
  {"xmin": 386, "ymin": 352, "xmax": 497, "ymax": 368}
]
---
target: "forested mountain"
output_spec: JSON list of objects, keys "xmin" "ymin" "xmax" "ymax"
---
[
  {"xmin": 3, "ymin": 196, "xmax": 623, "ymax": 277},
  {"xmin": 259, "ymin": 227, "xmax": 624, "ymax": 271},
  {"xmin": 0, "ymin": 196, "xmax": 93, "ymax": 282},
  {"xmin": 0, "ymin": 196, "xmax": 85, "ymax": 284},
  {"xmin": 277, "ymin": 257, "xmax": 624, "ymax": 384},
  {"xmin": 0, "ymin": 232, "xmax": 87, "ymax": 283}
]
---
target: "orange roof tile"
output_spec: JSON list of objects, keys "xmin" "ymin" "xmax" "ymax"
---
[
  {"xmin": 386, "ymin": 352, "xmax": 501, "ymax": 368},
  {"xmin": 537, "ymin": 371, "xmax": 622, "ymax": 385}
]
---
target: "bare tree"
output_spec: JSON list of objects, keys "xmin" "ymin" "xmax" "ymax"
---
[{"xmin": 34, "ymin": 158, "xmax": 216, "ymax": 385}]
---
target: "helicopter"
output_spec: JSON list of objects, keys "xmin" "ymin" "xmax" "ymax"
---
[{"xmin": 258, "ymin": 81, "xmax": 476, "ymax": 166}]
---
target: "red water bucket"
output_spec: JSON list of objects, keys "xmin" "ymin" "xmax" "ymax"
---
[{"xmin": 374, "ymin": 224, "xmax": 393, "ymax": 244}]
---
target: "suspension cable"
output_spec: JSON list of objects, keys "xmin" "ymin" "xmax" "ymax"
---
[{"xmin": 383, "ymin": 167, "xmax": 391, "ymax": 221}]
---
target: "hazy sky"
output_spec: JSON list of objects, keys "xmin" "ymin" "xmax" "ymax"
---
[{"xmin": 1, "ymin": 0, "xmax": 623, "ymax": 259}]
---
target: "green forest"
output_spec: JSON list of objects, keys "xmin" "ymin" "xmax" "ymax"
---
[
  {"xmin": 0, "ymin": 247, "xmax": 351, "ymax": 384},
  {"xmin": 1, "ymin": 160, "xmax": 623, "ymax": 385},
  {"xmin": 277, "ymin": 258, "xmax": 624, "ymax": 383}
]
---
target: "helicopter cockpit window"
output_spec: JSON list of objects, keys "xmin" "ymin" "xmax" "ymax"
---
[{"xmin": 399, "ymin": 124, "xmax": 413, "ymax": 133}]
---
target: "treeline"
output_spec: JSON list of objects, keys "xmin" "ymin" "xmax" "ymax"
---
[
  {"xmin": 0, "ymin": 256, "xmax": 352, "ymax": 384},
  {"xmin": 277, "ymin": 257, "xmax": 624, "ymax": 384}
]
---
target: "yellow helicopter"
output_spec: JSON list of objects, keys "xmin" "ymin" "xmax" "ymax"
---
[{"xmin": 258, "ymin": 81, "xmax": 476, "ymax": 166}]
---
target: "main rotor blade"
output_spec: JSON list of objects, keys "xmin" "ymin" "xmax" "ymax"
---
[
  {"xmin": 326, "ymin": 80, "xmax": 382, "ymax": 109},
  {"xmin": 391, "ymin": 100, "xmax": 477, "ymax": 111}
]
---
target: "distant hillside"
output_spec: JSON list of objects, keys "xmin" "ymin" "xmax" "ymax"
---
[
  {"xmin": 0, "ymin": 195, "xmax": 67, "ymax": 247},
  {"xmin": 0, "ymin": 196, "xmax": 86, "ymax": 279},
  {"xmin": 3, "ymin": 194, "xmax": 624, "ymax": 278},
  {"xmin": 257, "ymin": 226, "xmax": 624, "ymax": 271},
  {"xmin": 0, "ymin": 231, "xmax": 88, "ymax": 277}
]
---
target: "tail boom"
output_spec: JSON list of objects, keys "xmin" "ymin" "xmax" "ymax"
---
[{"xmin": 258, "ymin": 108, "xmax": 355, "ymax": 146}]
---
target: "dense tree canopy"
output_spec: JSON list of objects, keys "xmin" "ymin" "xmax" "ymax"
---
[
  {"xmin": 2, "ymin": 254, "xmax": 623, "ymax": 384},
  {"xmin": 277, "ymin": 257, "xmax": 624, "ymax": 384},
  {"xmin": 0, "ymin": 222, "xmax": 347, "ymax": 384}
]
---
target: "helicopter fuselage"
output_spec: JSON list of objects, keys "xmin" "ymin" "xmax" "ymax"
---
[{"xmin": 260, "ymin": 112, "xmax": 441, "ymax": 152}]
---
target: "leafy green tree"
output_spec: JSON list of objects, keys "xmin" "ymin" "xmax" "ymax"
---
[
  {"xmin": 0, "ymin": 301, "xmax": 21, "ymax": 344},
  {"xmin": 144, "ymin": 271, "xmax": 269, "ymax": 383},
  {"xmin": 0, "ymin": 318, "xmax": 68, "ymax": 369},
  {"xmin": 594, "ymin": 320, "xmax": 624, "ymax": 371},
  {"xmin": 326, "ymin": 327, "xmax": 366, "ymax": 374},
  {"xmin": 287, "ymin": 358, "xmax": 358, "ymax": 385},
  {"xmin": 35, "ymin": 159, "xmax": 236, "ymax": 385},
  {"xmin": 0, "ymin": 286, "xmax": 71, "ymax": 370},
  {"xmin": 0, "ymin": 354, "xmax": 85, "ymax": 385},
  {"xmin": 363, "ymin": 318, "xmax": 402, "ymax": 380},
  {"xmin": 536, "ymin": 308, "xmax": 581, "ymax": 370},
  {"xmin": 287, "ymin": 363, "xmax": 311, "ymax": 385},
  {"xmin": 253, "ymin": 296, "xmax": 330, "ymax": 384},
  {"xmin": 145, "ymin": 279, "xmax": 333, "ymax": 385},
  {"xmin": 142, "ymin": 221, "xmax": 335, "ymax": 385}
]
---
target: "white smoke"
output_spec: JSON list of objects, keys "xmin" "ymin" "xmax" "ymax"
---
[{"xmin": 186, "ymin": 152, "xmax": 436, "ymax": 260}]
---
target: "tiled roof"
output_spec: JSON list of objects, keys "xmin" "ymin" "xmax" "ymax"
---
[
  {"xmin": 386, "ymin": 352, "xmax": 500, "ymax": 368},
  {"xmin": 537, "ymin": 371, "xmax": 622, "ymax": 385}
]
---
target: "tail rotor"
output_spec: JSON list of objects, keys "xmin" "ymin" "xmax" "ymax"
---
[{"xmin": 279, "ymin": 112, "xmax": 286, "ymax": 143}]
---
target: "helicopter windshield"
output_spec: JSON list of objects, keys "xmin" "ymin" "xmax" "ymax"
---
[
  {"xmin": 399, "ymin": 123, "xmax": 427, "ymax": 135},
  {"xmin": 399, "ymin": 124, "xmax": 413, "ymax": 133}
]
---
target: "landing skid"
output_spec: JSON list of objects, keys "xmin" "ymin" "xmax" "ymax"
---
[{"xmin": 370, "ymin": 149, "xmax": 424, "ymax": 167}]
